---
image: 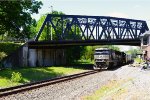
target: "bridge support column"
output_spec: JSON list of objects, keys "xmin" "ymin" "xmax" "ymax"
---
[
  {"xmin": 28, "ymin": 48, "xmax": 66, "ymax": 67},
  {"xmin": 22, "ymin": 46, "xmax": 28, "ymax": 67},
  {"xmin": 28, "ymin": 49, "xmax": 37, "ymax": 67}
]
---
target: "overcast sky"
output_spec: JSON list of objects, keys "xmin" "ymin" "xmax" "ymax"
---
[{"xmin": 32, "ymin": 0, "xmax": 150, "ymax": 51}]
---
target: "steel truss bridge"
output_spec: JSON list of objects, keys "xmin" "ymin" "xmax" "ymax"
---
[{"xmin": 28, "ymin": 14, "xmax": 149, "ymax": 48}]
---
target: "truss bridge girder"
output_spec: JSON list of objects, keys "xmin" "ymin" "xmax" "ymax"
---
[{"xmin": 34, "ymin": 14, "xmax": 149, "ymax": 45}]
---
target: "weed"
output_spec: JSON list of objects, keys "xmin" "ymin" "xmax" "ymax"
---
[{"xmin": 11, "ymin": 72, "xmax": 22, "ymax": 82}]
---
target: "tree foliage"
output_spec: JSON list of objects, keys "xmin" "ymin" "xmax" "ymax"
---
[
  {"xmin": 0, "ymin": 0, "xmax": 43, "ymax": 39},
  {"xmin": 104, "ymin": 45, "xmax": 120, "ymax": 51},
  {"xmin": 33, "ymin": 10, "xmax": 81, "ymax": 41},
  {"xmin": 32, "ymin": 11, "xmax": 65, "ymax": 40},
  {"xmin": 81, "ymin": 46, "xmax": 95, "ymax": 61},
  {"xmin": 126, "ymin": 47, "xmax": 141, "ymax": 58}
]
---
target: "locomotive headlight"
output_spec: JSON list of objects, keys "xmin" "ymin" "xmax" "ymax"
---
[
  {"xmin": 101, "ymin": 59, "xmax": 105, "ymax": 62},
  {"xmin": 99, "ymin": 55, "xmax": 103, "ymax": 58}
]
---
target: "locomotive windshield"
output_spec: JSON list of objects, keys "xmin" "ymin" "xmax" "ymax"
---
[{"xmin": 94, "ymin": 50, "xmax": 110, "ymax": 55}]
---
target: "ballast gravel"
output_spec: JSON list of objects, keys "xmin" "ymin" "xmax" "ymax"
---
[{"xmin": 1, "ymin": 65, "xmax": 150, "ymax": 100}]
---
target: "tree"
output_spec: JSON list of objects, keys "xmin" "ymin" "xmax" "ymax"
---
[
  {"xmin": 33, "ymin": 10, "xmax": 82, "ymax": 41},
  {"xmin": 32, "ymin": 11, "xmax": 65, "ymax": 40},
  {"xmin": 0, "ymin": 0, "xmax": 43, "ymax": 39},
  {"xmin": 126, "ymin": 47, "xmax": 142, "ymax": 58},
  {"xmin": 81, "ymin": 46, "xmax": 95, "ymax": 61},
  {"xmin": 107, "ymin": 45, "xmax": 120, "ymax": 51}
]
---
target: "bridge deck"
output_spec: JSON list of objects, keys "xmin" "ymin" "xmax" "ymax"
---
[{"xmin": 28, "ymin": 39, "xmax": 140, "ymax": 49}]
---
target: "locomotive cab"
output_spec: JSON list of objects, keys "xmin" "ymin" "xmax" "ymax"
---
[{"xmin": 93, "ymin": 48, "xmax": 112, "ymax": 69}]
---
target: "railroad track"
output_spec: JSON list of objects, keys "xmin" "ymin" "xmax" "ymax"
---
[{"xmin": 0, "ymin": 70, "xmax": 99, "ymax": 97}]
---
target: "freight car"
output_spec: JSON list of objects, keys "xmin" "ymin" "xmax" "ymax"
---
[{"xmin": 93, "ymin": 48, "xmax": 131, "ymax": 69}]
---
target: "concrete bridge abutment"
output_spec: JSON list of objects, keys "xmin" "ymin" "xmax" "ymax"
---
[{"xmin": 2, "ymin": 44, "xmax": 66, "ymax": 68}]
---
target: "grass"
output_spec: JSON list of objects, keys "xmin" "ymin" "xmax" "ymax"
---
[
  {"xmin": 0, "ymin": 65, "xmax": 90, "ymax": 88},
  {"xmin": 73, "ymin": 59, "xmax": 94, "ymax": 64},
  {"xmin": 83, "ymin": 79, "xmax": 132, "ymax": 100}
]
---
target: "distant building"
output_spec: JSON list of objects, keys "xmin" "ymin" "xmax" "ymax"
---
[{"xmin": 140, "ymin": 31, "xmax": 150, "ymax": 60}]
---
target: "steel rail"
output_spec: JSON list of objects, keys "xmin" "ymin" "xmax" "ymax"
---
[{"xmin": 0, "ymin": 70, "xmax": 99, "ymax": 97}]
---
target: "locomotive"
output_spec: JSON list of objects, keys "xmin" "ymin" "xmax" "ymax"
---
[{"xmin": 93, "ymin": 48, "xmax": 132, "ymax": 69}]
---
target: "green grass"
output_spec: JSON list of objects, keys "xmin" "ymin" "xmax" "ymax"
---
[
  {"xmin": 73, "ymin": 59, "xmax": 94, "ymax": 64},
  {"xmin": 0, "ymin": 66, "xmax": 89, "ymax": 88}
]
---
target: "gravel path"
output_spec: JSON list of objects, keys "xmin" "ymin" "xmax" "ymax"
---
[{"xmin": 1, "ymin": 65, "xmax": 150, "ymax": 100}]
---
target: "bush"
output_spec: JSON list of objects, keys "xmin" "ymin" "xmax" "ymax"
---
[
  {"xmin": 81, "ymin": 46, "xmax": 98, "ymax": 61},
  {"xmin": 0, "ymin": 52, "xmax": 7, "ymax": 61},
  {"xmin": 66, "ymin": 46, "xmax": 85, "ymax": 64},
  {"xmin": 0, "ymin": 42, "xmax": 22, "ymax": 61},
  {"xmin": 0, "ymin": 42, "xmax": 22, "ymax": 55},
  {"xmin": 11, "ymin": 72, "xmax": 22, "ymax": 82},
  {"xmin": 134, "ymin": 57, "xmax": 144, "ymax": 64}
]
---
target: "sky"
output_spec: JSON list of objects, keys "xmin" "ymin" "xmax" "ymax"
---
[{"xmin": 32, "ymin": 0, "xmax": 150, "ymax": 51}]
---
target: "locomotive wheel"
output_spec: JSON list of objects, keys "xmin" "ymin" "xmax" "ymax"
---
[{"xmin": 93, "ymin": 65, "xmax": 107, "ymax": 70}]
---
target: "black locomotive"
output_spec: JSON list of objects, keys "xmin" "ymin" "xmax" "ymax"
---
[{"xmin": 93, "ymin": 48, "xmax": 132, "ymax": 69}]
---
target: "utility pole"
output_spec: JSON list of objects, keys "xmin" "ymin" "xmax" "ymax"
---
[
  {"xmin": 51, "ymin": 5, "xmax": 53, "ymax": 13},
  {"xmin": 50, "ymin": 5, "xmax": 53, "ymax": 40}
]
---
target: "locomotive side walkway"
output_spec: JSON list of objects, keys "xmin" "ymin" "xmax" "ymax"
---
[{"xmin": 1, "ymin": 65, "xmax": 150, "ymax": 100}]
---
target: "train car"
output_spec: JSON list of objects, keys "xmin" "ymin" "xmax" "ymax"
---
[
  {"xmin": 93, "ymin": 48, "xmax": 127, "ymax": 69},
  {"xmin": 126, "ymin": 54, "xmax": 132, "ymax": 64},
  {"xmin": 121, "ymin": 52, "xmax": 126, "ymax": 65}
]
